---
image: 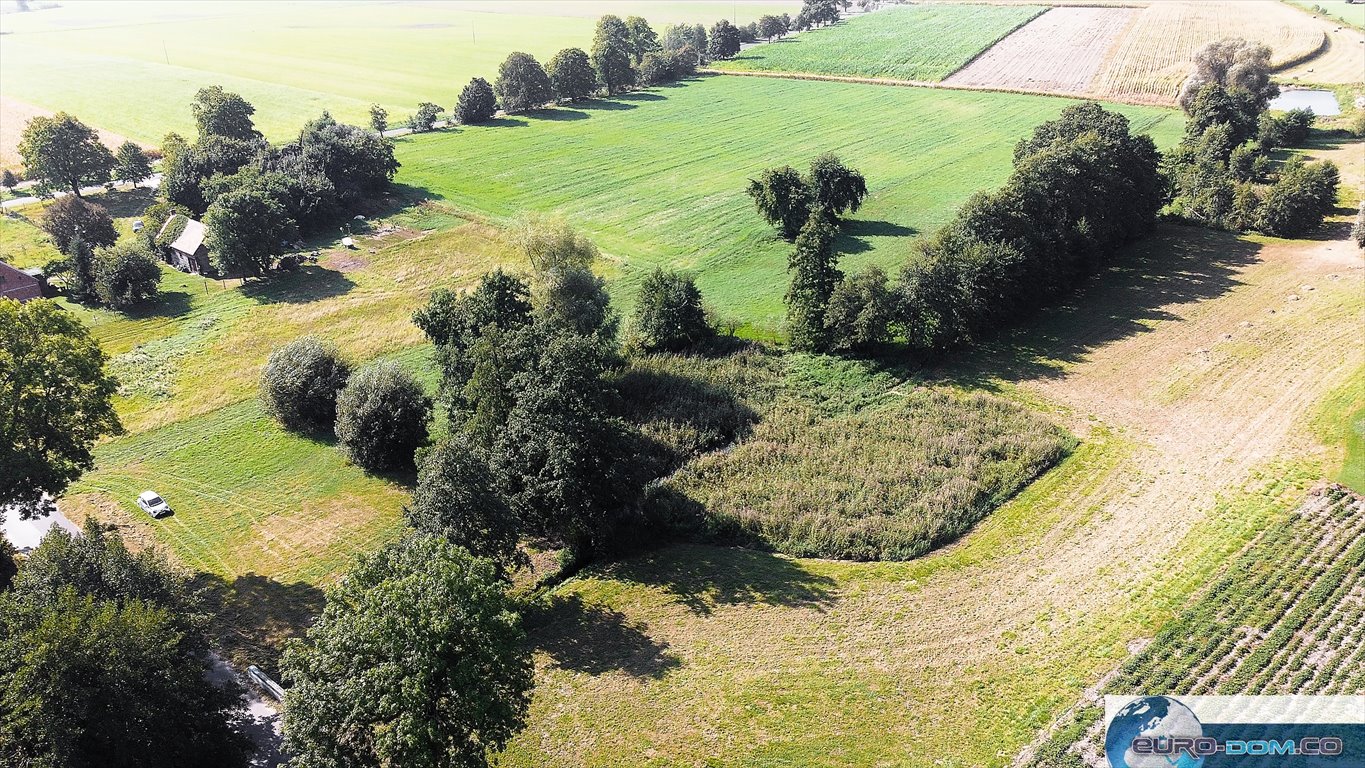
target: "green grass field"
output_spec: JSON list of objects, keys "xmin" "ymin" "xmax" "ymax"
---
[
  {"xmin": 713, "ymin": 4, "xmax": 1046, "ymax": 81},
  {"xmin": 0, "ymin": 0, "xmax": 797, "ymax": 156},
  {"xmin": 1287, "ymin": 0, "xmax": 1365, "ymax": 30},
  {"xmin": 394, "ymin": 75, "xmax": 1183, "ymax": 331}
]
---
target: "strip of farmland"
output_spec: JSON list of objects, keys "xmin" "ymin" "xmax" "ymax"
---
[{"xmin": 945, "ymin": 7, "xmax": 1137, "ymax": 96}]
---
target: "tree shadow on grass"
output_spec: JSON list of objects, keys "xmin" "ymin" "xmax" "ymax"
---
[
  {"xmin": 575, "ymin": 98, "xmax": 639, "ymax": 112},
  {"xmin": 124, "ymin": 285, "xmax": 194, "ymax": 319},
  {"xmin": 525, "ymin": 592, "xmax": 681, "ymax": 679},
  {"xmin": 927, "ymin": 223, "xmax": 1263, "ymax": 389},
  {"xmin": 195, "ymin": 572, "xmax": 325, "ymax": 673},
  {"xmin": 525, "ymin": 108, "xmax": 589, "ymax": 122},
  {"xmin": 96, "ymin": 185, "xmax": 159, "ymax": 218},
  {"xmin": 599, "ymin": 541, "xmax": 838, "ymax": 617},
  {"xmin": 240, "ymin": 264, "xmax": 356, "ymax": 305},
  {"xmin": 837, "ymin": 218, "xmax": 917, "ymax": 254}
]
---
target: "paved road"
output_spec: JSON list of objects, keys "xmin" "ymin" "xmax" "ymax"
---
[{"xmin": 2, "ymin": 175, "xmax": 161, "ymax": 210}]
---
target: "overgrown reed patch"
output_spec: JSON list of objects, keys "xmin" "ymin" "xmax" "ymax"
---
[{"xmin": 649, "ymin": 355, "xmax": 1072, "ymax": 561}]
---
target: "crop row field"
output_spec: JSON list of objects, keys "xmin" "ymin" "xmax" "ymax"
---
[
  {"xmin": 711, "ymin": 3, "xmax": 1045, "ymax": 81},
  {"xmin": 0, "ymin": 0, "xmax": 798, "ymax": 167},
  {"xmin": 1025, "ymin": 483, "xmax": 1365, "ymax": 767},
  {"xmin": 393, "ymin": 75, "xmax": 1183, "ymax": 331}
]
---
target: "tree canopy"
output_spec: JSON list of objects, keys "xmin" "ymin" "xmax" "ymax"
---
[
  {"xmin": 408, "ymin": 436, "xmax": 522, "ymax": 574},
  {"xmin": 260, "ymin": 336, "xmax": 352, "ymax": 432},
  {"xmin": 41, "ymin": 195, "xmax": 118, "ymax": 254},
  {"xmin": 493, "ymin": 52, "xmax": 556, "ymax": 114},
  {"xmin": 547, "ymin": 48, "xmax": 597, "ymax": 102},
  {"xmin": 0, "ymin": 300, "xmax": 122, "ymax": 519},
  {"xmin": 203, "ymin": 186, "xmax": 298, "ymax": 277},
  {"xmin": 113, "ymin": 141, "xmax": 153, "ymax": 187},
  {"xmin": 455, "ymin": 77, "xmax": 498, "ymax": 124},
  {"xmin": 592, "ymin": 15, "xmax": 636, "ymax": 95},
  {"xmin": 335, "ymin": 362, "xmax": 432, "ymax": 471},
  {"xmin": 191, "ymin": 85, "xmax": 261, "ymax": 141},
  {"xmin": 18, "ymin": 112, "xmax": 115, "ymax": 197},
  {"xmin": 93, "ymin": 239, "xmax": 162, "ymax": 309},
  {"xmin": 708, "ymin": 20, "xmax": 742, "ymax": 59},
  {"xmin": 747, "ymin": 165, "xmax": 812, "ymax": 240},
  {"xmin": 281, "ymin": 535, "xmax": 533, "ymax": 768},
  {"xmin": 631, "ymin": 268, "xmax": 711, "ymax": 351}
]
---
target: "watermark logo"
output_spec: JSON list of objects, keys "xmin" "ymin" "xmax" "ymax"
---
[
  {"xmin": 1104, "ymin": 695, "xmax": 1363, "ymax": 768},
  {"xmin": 1105, "ymin": 696, "xmax": 1206, "ymax": 768}
]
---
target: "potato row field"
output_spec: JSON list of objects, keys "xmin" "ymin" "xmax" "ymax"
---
[{"xmin": 1025, "ymin": 484, "xmax": 1365, "ymax": 768}]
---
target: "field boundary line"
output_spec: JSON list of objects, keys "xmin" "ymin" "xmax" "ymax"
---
[
  {"xmin": 696, "ymin": 68, "xmax": 1175, "ymax": 107},
  {"xmin": 938, "ymin": 5, "xmax": 1052, "ymax": 81}
]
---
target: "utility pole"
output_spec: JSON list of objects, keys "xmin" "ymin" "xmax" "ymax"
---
[{"xmin": 162, "ymin": 40, "xmax": 169, "ymax": 65}]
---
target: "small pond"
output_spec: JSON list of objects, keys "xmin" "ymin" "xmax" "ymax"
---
[{"xmin": 1268, "ymin": 89, "xmax": 1342, "ymax": 116}]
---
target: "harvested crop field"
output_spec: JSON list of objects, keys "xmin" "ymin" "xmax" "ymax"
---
[
  {"xmin": 1090, "ymin": 1, "xmax": 1332, "ymax": 104},
  {"xmin": 946, "ymin": 7, "xmax": 1138, "ymax": 96}
]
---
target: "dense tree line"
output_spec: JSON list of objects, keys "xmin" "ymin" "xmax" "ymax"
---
[{"xmin": 898, "ymin": 102, "xmax": 1164, "ymax": 352}]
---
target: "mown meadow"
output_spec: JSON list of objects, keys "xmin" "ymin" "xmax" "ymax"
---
[
  {"xmin": 0, "ymin": 0, "xmax": 798, "ymax": 159},
  {"xmin": 394, "ymin": 75, "xmax": 1184, "ymax": 331},
  {"xmin": 713, "ymin": 3, "xmax": 1046, "ymax": 81}
]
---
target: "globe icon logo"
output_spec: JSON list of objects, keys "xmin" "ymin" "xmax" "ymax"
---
[{"xmin": 1105, "ymin": 696, "xmax": 1205, "ymax": 768}]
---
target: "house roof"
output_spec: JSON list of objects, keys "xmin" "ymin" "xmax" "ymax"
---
[
  {"xmin": 169, "ymin": 218, "xmax": 207, "ymax": 256},
  {"xmin": 0, "ymin": 260, "xmax": 42, "ymax": 302}
]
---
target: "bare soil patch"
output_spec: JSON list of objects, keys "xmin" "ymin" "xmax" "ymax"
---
[{"xmin": 0, "ymin": 95, "xmax": 136, "ymax": 173}]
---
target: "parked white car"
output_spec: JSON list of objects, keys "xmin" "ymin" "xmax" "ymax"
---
[{"xmin": 136, "ymin": 491, "xmax": 171, "ymax": 519}]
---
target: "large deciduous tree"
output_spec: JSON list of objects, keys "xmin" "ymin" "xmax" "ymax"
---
[
  {"xmin": 592, "ymin": 14, "xmax": 636, "ymax": 95},
  {"xmin": 808, "ymin": 153, "xmax": 867, "ymax": 219},
  {"xmin": 295, "ymin": 112, "xmax": 399, "ymax": 206},
  {"xmin": 708, "ymin": 19, "xmax": 742, "ymax": 60},
  {"xmin": 18, "ymin": 112, "xmax": 115, "ymax": 197},
  {"xmin": 408, "ymin": 436, "xmax": 522, "ymax": 574},
  {"xmin": 547, "ymin": 48, "xmax": 597, "ymax": 102},
  {"xmin": 747, "ymin": 166, "xmax": 812, "ymax": 240},
  {"xmin": 412, "ymin": 269, "xmax": 533, "ymax": 400},
  {"xmin": 493, "ymin": 52, "xmax": 555, "ymax": 114},
  {"xmin": 259, "ymin": 336, "xmax": 352, "ymax": 433},
  {"xmin": 0, "ymin": 522, "xmax": 249, "ymax": 768},
  {"xmin": 785, "ymin": 211, "xmax": 842, "ymax": 351},
  {"xmin": 41, "ymin": 195, "xmax": 118, "ymax": 254},
  {"xmin": 203, "ymin": 186, "xmax": 298, "ymax": 277},
  {"xmin": 113, "ymin": 141, "xmax": 153, "ymax": 187},
  {"xmin": 625, "ymin": 16, "xmax": 660, "ymax": 64},
  {"xmin": 281, "ymin": 535, "xmax": 533, "ymax": 768},
  {"xmin": 334, "ymin": 362, "xmax": 432, "ymax": 472},
  {"xmin": 191, "ymin": 85, "xmax": 261, "ymax": 141},
  {"xmin": 0, "ymin": 299, "xmax": 122, "ymax": 519},
  {"xmin": 455, "ymin": 77, "xmax": 498, "ymax": 124},
  {"xmin": 1178, "ymin": 38, "xmax": 1279, "ymax": 115},
  {"xmin": 631, "ymin": 268, "xmax": 711, "ymax": 351},
  {"xmin": 93, "ymin": 239, "xmax": 162, "ymax": 309}
]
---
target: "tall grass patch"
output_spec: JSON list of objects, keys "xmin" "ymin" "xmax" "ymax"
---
[{"xmin": 655, "ymin": 364, "xmax": 1072, "ymax": 560}]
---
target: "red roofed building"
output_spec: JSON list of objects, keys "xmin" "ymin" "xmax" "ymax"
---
[{"xmin": 0, "ymin": 260, "xmax": 43, "ymax": 303}]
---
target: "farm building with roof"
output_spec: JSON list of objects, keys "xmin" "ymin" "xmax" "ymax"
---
[
  {"xmin": 0, "ymin": 260, "xmax": 44, "ymax": 302},
  {"xmin": 158, "ymin": 215, "xmax": 212, "ymax": 274}
]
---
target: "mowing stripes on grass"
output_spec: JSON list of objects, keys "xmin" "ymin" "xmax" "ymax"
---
[
  {"xmin": 714, "ymin": 4, "xmax": 1047, "ymax": 81},
  {"xmin": 394, "ymin": 76, "xmax": 1183, "ymax": 330},
  {"xmin": 659, "ymin": 386, "xmax": 1073, "ymax": 561}
]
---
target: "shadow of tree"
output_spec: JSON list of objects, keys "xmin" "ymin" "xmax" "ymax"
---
[
  {"xmin": 837, "ymin": 217, "xmax": 917, "ymax": 254},
  {"xmin": 526, "ymin": 108, "xmax": 589, "ymax": 122},
  {"xmin": 928, "ymin": 223, "xmax": 1262, "ymax": 388},
  {"xmin": 525, "ymin": 592, "xmax": 681, "ymax": 679},
  {"xmin": 125, "ymin": 286, "xmax": 194, "ymax": 319},
  {"xmin": 195, "ymin": 572, "xmax": 325, "ymax": 672},
  {"xmin": 599, "ymin": 543, "xmax": 838, "ymax": 617},
  {"xmin": 96, "ymin": 185, "xmax": 159, "ymax": 218},
  {"xmin": 576, "ymin": 99, "xmax": 639, "ymax": 112},
  {"xmin": 613, "ymin": 365, "xmax": 761, "ymax": 477},
  {"xmin": 240, "ymin": 264, "xmax": 356, "ymax": 305}
]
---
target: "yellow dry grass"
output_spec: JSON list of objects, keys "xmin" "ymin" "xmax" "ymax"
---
[{"xmin": 1092, "ymin": 1, "xmax": 1336, "ymax": 104}]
